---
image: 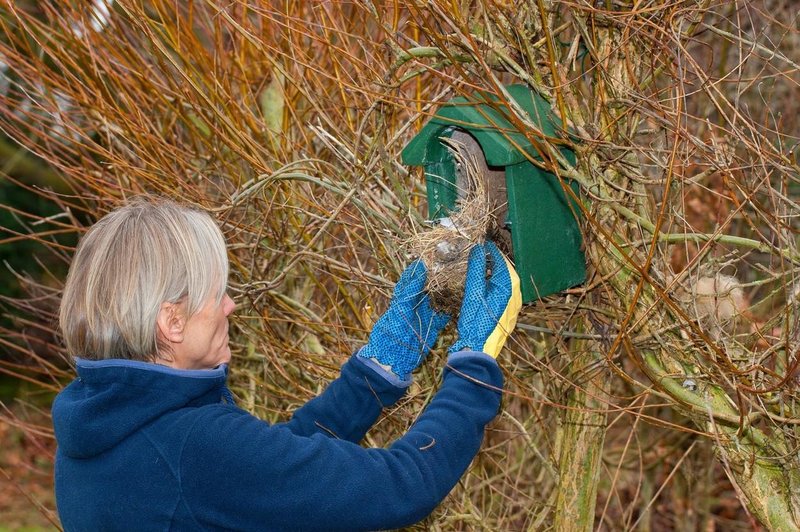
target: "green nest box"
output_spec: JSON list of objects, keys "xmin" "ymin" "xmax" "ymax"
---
[{"xmin": 401, "ymin": 85, "xmax": 586, "ymax": 303}]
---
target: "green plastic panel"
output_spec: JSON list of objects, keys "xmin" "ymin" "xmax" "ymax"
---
[
  {"xmin": 506, "ymin": 163, "xmax": 585, "ymax": 301},
  {"xmin": 401, "ymin": 85, "xmax": 557, "ymax": 167},
  {"xmin": 416, "ymin": 126, "xmax": 458, "ymax": 220}
]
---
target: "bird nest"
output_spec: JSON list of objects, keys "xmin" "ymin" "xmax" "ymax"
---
[{"xmin": 402, "ymin": 137, "xmax": 509, "ymax": 315}]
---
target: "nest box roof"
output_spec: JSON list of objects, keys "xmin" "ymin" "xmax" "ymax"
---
[{"xmin": 401, "ymin": 85, "xmax": 563, "ymax": 167}]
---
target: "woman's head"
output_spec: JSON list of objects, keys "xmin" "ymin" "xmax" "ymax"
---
[{"xmin": 59, "ymin": 197, "xmax": 230, "ymax": 363}]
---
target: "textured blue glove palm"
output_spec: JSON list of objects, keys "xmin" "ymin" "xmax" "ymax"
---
[
  {"xmin": 449, "ymin": 242, "xmax": 522, "ymax": 358},
  {"xmin": 358, "ymin": 260, "xmax": 450, "ymax": 379}
]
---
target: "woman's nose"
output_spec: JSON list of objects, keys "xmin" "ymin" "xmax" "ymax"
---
[{"xmin": 223, "ymin": 294, "xmax": 236, "ymax": 316}]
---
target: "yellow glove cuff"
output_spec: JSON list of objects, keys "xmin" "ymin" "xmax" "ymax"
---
[{"xmin": 481, "ymin": 253, "xmax": 522, "ymax": 358}]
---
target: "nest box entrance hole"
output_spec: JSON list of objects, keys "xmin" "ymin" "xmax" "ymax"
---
[{"xmin": 443, "ymin": 129, "xmax": 514, "ymax": 257}]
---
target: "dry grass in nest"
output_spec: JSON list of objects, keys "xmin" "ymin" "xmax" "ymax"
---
[{"xmin": 403, "ymin": 138, "xmax": 498, "ymax": 315}]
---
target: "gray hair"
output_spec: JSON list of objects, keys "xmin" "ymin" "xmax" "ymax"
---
[{"xmin": 59, "ymin": 197, "xmax": 229, "ymax": 361}]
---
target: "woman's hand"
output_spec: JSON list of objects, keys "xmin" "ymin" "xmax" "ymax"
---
[
  {"xmin": 448, "ymin": 242, "xmax": 522, "ymax": 358},
  {"xmin": 358, "ymin": 260, "xmax": 450, "ymax": 379}
]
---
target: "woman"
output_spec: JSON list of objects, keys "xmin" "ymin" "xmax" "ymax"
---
[{"xmin": 53, "ymin": 196, "xmax": 521, "ymax": 531}]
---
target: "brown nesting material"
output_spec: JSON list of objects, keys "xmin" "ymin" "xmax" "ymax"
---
[{"xmin": 403, "ymin": 136, "xmax": 507, "ymax": 315}]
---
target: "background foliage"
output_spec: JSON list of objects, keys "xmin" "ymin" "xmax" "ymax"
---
[{"xmin": 1, "ymin": 0, "xmax": 799, "ymax": 530}]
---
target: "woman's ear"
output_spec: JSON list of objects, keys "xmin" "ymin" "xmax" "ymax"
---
[{"xmin": 156, "ymin": 301, "xmax": 186, "ymax": 345}]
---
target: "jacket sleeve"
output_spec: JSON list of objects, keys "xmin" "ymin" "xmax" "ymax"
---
[
  {"xmin": 278, "ymin": 353, "xmax": 410, "ymax": 442},
  {"xmin": 180, "ymin": 352, "xmax": 503, "ymax": 532}
]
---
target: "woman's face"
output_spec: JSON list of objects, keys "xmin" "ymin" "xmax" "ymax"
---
[{"xmin": 169, "ymin": 292, "xmax": 236, "ymax": 370}]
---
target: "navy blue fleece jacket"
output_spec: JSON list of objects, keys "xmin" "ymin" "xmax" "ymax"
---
[{"xmin": 52, "ymin": 351, "xmax": 503, "ymax": 531}]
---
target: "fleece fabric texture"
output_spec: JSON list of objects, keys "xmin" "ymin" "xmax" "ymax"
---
[{"xmin": 52, "ymin": 351, "xmax": 503, "ymax": 531}]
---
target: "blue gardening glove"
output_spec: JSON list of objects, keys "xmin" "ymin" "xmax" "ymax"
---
[
  {"xmin": 449, "ymin": 242, "xmax": 522, "ymax": 358},
  {"xmin": 359, "ymin": 260, "xmax": 450, "ymax": 379}
]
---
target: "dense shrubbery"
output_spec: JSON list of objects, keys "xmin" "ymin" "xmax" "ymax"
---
[{"xmin": 2, "ymin": 1, "xmax": 800, "ymax": 529}]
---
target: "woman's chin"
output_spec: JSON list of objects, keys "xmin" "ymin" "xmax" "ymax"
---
[{"xmin": 218, "ymin": 346, "xmax": 232, "ymax": 365}]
